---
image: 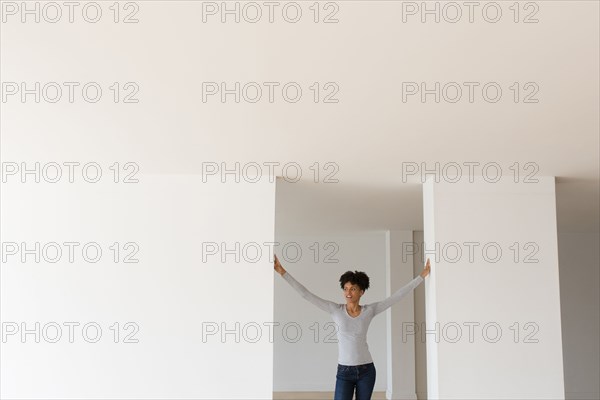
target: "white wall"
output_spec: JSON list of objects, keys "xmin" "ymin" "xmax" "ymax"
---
[
  {"xmin": 412, "ymin": 209, "xmax": 600, "ymax": 400},
  {"xmin": 413, "ymin": 230, "xmax": 428, "ymax": 400},
  {"xmin": 1, "ymin": 175, "xmax": 275, "ymax": 399},
  {"xmin": 423, "ymin": 176, "xmax": 565, "ymax": 399},
  {"xmin": 273, "ymin": 231, "xmax": 389, "ymax": 392},
  {"xmin": 558, "ymin": 232, "xmax": 600, "ymax": 400},
  {"xmin": 386, "ymin": 230, "xmax": 420, "ymax": 400},
  {"xmin": 412, "ymin": 231, "xmax": 600, "ymax": 400}
]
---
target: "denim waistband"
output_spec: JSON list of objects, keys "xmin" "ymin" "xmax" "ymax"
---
[{"xmin": 338, "ymin": 362, "xmax": 374, "ymax": 367}]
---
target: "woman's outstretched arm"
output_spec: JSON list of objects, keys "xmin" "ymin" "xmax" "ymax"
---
[
  {"xmin": 372, "ymin": 258, "xmax": 430, "ymax": 316},
  {"xmin": 274, "ymin": 254, "xmax": 338, "ymax": 314}
]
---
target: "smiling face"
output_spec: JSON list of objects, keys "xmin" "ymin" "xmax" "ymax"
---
[{"xmin": 343, "ymin": 282, "xmax": 364, "ymax": 304}]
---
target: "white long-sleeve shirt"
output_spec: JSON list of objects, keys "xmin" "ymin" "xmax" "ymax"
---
[{"xmin": 282, "ymin": 270, "xmax": 424, "ymax": 366}]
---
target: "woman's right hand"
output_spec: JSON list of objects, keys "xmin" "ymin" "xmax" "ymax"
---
[{"xmin": 274, "ymin": 254, "xmax": 286, "ymax": 276}]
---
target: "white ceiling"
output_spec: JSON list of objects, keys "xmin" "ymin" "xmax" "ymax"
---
[
  {"xmin": 3, "ymin": 2, "xmax": 598, "ymax": 235},
  {"xmin": 275, "ymin": 176, "xmax": 599, "ymax": 236}
]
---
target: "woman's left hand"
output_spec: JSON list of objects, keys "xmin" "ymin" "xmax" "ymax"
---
[{"xmin": 420, "ymin": 258, "xmax": 431, "ymax": 278}]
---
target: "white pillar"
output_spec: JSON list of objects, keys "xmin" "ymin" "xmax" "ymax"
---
[
  {"xmin": 386, "ymin": 230, "xmax": 419, "ymax": 400},
  {"xmin": 1, "ymin": 175, "xmax": 276, "ymax": 399},
  {"xmin": 422, "ymin": 176, "xmax": 565, "ymax": 399}
]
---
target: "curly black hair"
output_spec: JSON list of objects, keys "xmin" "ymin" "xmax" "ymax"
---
[{"xmin": 339, "ymin": 270, "xmax": 370, "ymax": 292}]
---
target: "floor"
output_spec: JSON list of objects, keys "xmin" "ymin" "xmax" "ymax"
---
[{"xmin": 273, "ymin": 392, "xmax": 387, "ymax": 399}]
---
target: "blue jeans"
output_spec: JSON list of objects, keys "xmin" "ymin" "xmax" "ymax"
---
[{"xmin": 334, "ymin": 362, "xmax": 376, "ymax": 400}]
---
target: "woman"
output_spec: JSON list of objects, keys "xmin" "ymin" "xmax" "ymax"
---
[{"xmin": 274, "ymin": 254, "xmax": 430, "ymax": 400}]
